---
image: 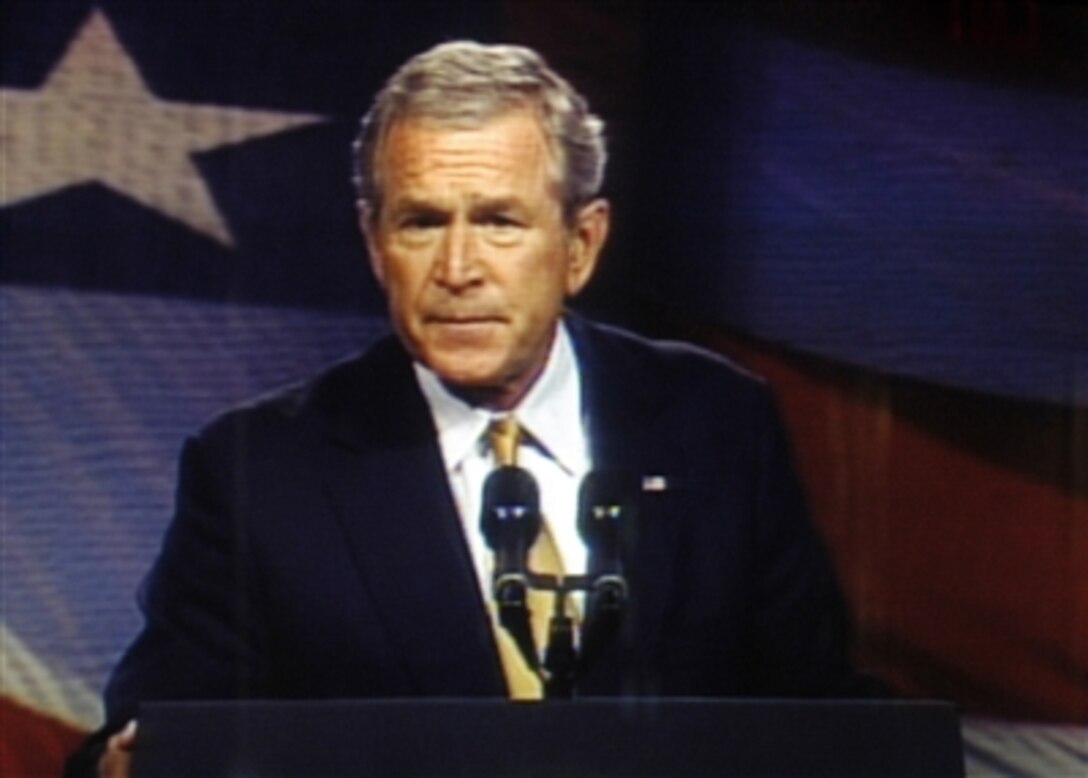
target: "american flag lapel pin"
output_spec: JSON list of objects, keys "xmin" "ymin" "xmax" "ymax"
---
[{"xmin": 641, "ymin": 475, "xmax": 668, "ymax": 492}]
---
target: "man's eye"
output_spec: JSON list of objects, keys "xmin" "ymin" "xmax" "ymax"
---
[
  {"xmin": 485, "ymin": 214, "xmax": 520, "ymax": 229},
  {"xmin": 400, "ymin": 214, "xmax": 443, "ymax": 230}
]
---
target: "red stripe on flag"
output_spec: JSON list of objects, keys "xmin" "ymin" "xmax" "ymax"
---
[
  {"xmin": 1, "ymin": 696, "xmax": 88, "ymax": 778},
  {"xmin": 681, "ymin": 322, "xmax": 1087, "ymax": 723}
]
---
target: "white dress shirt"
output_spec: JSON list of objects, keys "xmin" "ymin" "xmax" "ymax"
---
[{"xmin": 413, "ymin": 322, "xmax": 592, "ymax": 609}]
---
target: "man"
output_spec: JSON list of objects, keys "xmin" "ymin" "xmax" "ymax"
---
[{"xmin": 70, "ymin": 41, "xmax": 872, "ymax": 777}]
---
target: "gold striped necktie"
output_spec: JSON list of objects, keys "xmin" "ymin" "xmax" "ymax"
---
[{"xmin": 486, "ymin": 416, "xmax": 568, "ymax": 700}]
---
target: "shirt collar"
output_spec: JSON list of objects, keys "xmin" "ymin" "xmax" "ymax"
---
[{"xmin": 414, "ymin": 321, "xmax": 587, "ymax": 475}]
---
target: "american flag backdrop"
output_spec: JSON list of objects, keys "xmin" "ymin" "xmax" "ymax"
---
[
  {"xmin": 2, "ymin": 2, "xmax": 500, "ymax": 772},
  {"xmin": 2, "ymin": 2, "xmax": 1086, "ymax": 775}
]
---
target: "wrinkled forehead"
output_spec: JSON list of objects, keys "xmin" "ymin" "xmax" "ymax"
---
[{"xmin": 374, "ymin": 109, "xmax": 564, "ymax": 199}]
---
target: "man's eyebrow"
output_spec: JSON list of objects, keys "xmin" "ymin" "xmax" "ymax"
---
[
  {"xmin": 469, "ymin": 196, "xmax": 527, "ymax": 215},
  {"xmin": 386, "ymin": 195, "xmax": 529, "ymax": 218},
  {"xmin": 388, "ymin": 196, "xmax": 445, "ymax": 214}
]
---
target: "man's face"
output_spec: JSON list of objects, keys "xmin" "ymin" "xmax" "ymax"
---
[{"xmin": 363, "ymin": 111, "xmax": 609, "ymax": 410}]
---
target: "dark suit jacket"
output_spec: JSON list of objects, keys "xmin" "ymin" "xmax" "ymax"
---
[{"xmin": 69, "ymin": 315, "xmax": 870, "ymax": 773}]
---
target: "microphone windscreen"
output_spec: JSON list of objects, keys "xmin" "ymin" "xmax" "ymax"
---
[
  {"xmin": 480, "ymin": 466, "xmax": 541, "ymax": 551},
  {"xmin": 577, "ymin": 471, "xmax": 627, "ymax": 548}
]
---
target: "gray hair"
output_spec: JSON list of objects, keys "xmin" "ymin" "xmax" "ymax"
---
[{"xmin": 353, "ymin": 41, "xmax": 606, "ymax": 223}]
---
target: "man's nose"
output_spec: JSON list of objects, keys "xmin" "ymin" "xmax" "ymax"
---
[{"xmin": 432, "ymin": 221, "xmax": 480, "ymax": 289}]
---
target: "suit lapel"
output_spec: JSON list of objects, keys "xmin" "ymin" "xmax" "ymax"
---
[
  {"xmin": 567, "ymin": 317, "xmax": 685, "ymax": 693},
  {"xmin": 310, "ymin": 321, "xmax": 691, "ymax": 697},
  {"xmin": 316, "ymin": 338, "xmax": 504, "ymax": 696}
]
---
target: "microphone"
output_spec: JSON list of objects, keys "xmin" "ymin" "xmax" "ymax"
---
[
  {"xmin": 577, "ymin": 472, "xmax": 630, "ymax": 669},
  {"xmin": 577, "ymin": 472, "xmax": 629, "ymax": 599},
  {"xmin": 480, "ymin": 465, "xmax": 542, "ymax": 674},
  {"xmin": 480, "ymin": 466, "xmax": 541, "ymax": 599}
]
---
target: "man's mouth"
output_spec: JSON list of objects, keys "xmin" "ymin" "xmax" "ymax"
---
[
  {"xmin": 424, "ymin": 316, "xmax": 505, "ymax": 341},
  {"xmin": 426, "ymin": 313, "xmax": 504, "ymax": 326}
]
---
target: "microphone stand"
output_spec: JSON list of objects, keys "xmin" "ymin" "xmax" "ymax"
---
[
  {"xmin": 543, "ymin": 588, "xmax": 577, "ymax": 698},
  {"xmin": 526, "ymin": 570, "xmax": 625, "ymax": 700},
  {"xmin": 516, "ymin": 566, "xmax": 583, "ymax": 699},
  {"xmin": 483, "ymin": 469, "xmax": 630, "ymax": 700}
]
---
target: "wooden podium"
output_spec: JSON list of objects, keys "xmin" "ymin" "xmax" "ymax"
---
[{"xmin": 133, "ymin": 698, "xmax": 963, "ymax": 777}]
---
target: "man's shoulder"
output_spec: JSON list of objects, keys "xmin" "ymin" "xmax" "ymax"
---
[
  {"xmin": 195, "ymin": 331, "xmax": 408, "ymax": 443},
  {"xmin": 569, "ymin": 315, "xmax": 782, "ymax": 462},
  {"xmin": 569, "ymin": 315, "xmax": 767, "ymax": 396}
]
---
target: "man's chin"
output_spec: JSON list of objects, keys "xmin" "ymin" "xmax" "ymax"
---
[
  {"xmin": 424, "ymin": 358, "xmax": 522, "ymax": 409},
  {"xmin": 422, "ymin": 353, "xmax": 503, "ymax": 390},
  {"xmin": 412, "ymin": 340, "xmax": 538, "ymax": 409}
]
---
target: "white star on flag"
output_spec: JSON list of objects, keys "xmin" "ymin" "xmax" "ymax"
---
[{"xmin": 1, "ymin": 9, "xmax": 328, "ymax": 246}]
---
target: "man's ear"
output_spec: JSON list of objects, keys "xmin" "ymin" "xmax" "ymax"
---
[
  {"xmin": 358, "ymin": 202, "xmax": 386, "ymax": 287},
  {"xmin": 565, "ymin": 198, "xmax": 611, "ymax": 296}
]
